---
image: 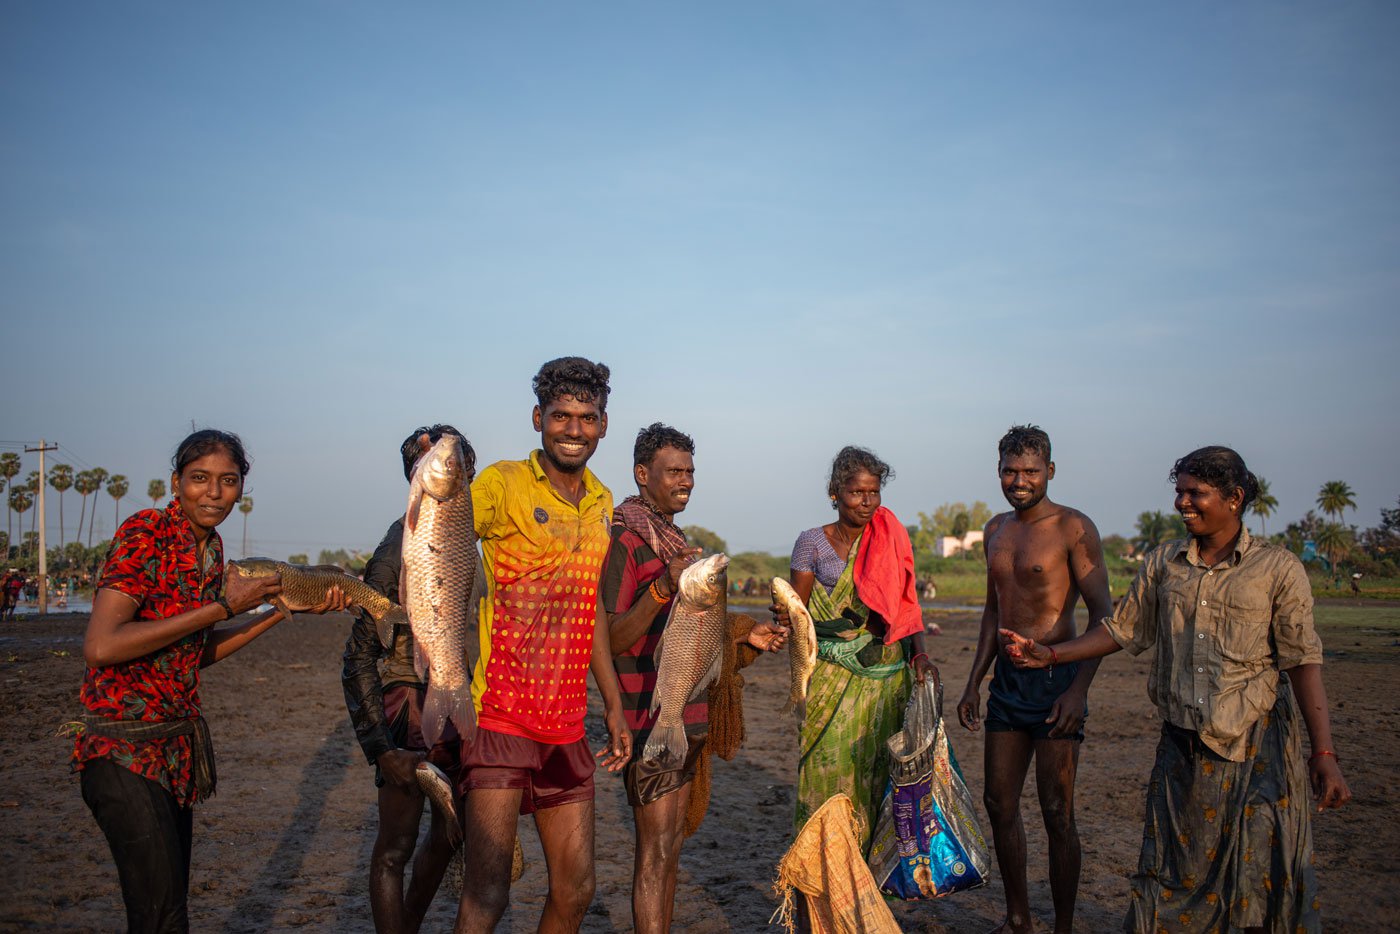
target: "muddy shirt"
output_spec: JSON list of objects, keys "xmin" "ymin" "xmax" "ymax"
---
[
  {"xmin": 1103, "ymin": 527, "xmax": 1323, "ymax": 761},
  {"xmin": 471, "ymin": 451, "xmax": 612, "ymax": 744}
]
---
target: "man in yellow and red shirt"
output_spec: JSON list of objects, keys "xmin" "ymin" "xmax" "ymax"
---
[{"xmin": 455, "ymin": 356, "xmax": 631, "ymax": 934}]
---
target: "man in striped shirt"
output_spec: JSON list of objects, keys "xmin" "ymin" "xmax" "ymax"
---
[{"xmin": 601, "ymin": 423, "xmax": 785, "ymax": 933}]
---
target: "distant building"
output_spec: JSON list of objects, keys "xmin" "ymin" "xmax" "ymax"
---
[{"xmin": 936, "ymin": 530, "xmax": 984, "ymax": 558}]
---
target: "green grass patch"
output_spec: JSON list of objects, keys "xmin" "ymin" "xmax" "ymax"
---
[{"xmin": 1312, "ymin": 604, "xmax": 1400, "ymax": 630}]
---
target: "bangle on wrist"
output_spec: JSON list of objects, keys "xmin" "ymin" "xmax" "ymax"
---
[
  {"xmin": 1047, "ymin": 644, "xmax": 1059, "ymax": 668},
  {"xmin": 1309, "ymin": 749, "xmax": 1338, "ymax": 764},
  {"xmin": 909, "ymin": 652, "xmax": 929, "ymax": 669},
  {"xmin": 649, "ymin": 579, "xmax": 671, "ymax": 603},
  {"xmin": 215, "ymin": 596, "xmax": 234, "ymax": 621}
]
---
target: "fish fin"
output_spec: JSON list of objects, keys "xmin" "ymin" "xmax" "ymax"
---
[
  {"xmin": 641, "ymin": 722, "xmax": 687, "ymax": 767},
  {"xmin": 272, "ymin": 596, "xmax": 295, "ymax": 621},
  {"xmin": 795, "ymin": 698, "xmax": 807, "ymax": 721},
  {"xmin": 377, "ymin": 603, "xmax": 407, "ymax": 650},
  {"xmin": 406, "ymin": 483, "xmax": 424, "ymax": 533},
  {"xmin": 413, "ymin": 641, "xmax": 429, "ymax": 683},
  {"xmin": 686, "ymin": 647, "xmax": 723, "ymax": 704},
  {"xmin": 781, "ymin": 696, "xmax": 794, "ymax": 716}
]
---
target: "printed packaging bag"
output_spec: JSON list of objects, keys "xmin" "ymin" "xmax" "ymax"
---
[{"xmin": 867, "ymin": 679, "xmax": 990, "ymax": 899}]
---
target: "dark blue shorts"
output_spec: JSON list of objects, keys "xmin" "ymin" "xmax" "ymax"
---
[{"xmin": 986, "ymin": 655, "xmax": 1086, "ymax": 742}]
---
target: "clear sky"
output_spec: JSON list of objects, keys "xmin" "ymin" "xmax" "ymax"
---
[{"xmin": 2, "ymin": 2, "xmax": 1397, "ymax": 559}]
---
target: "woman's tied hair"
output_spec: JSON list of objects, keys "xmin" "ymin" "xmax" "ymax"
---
[
  {"xmin": 827, "ymin": 445, "xmax": 893, "ymax": 499},
  {"xmin": 633, "ymin": 422, "xmax": 695, "ymax": 466},
  {"xmin": 399, "ymin": 424, "xmax": 475, "ymax": 481},
  {"xmin": 997, "ymin": 424, "xmax": 1052, "ymax": 463},
  {"xmin": 1170, "ymin": 445, "xmax": 1259, "ymax": 510},
  {"xmin": 173, "ymin": 429, "xmax": 251, "ymax": 478},
  {"xmin": 532, "ymin": 357, "xmax": 611, "ymax": 413}
]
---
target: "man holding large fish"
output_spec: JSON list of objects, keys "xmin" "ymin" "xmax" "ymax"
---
[
  {"xmin": 600, "ymin": 423, "xmax": 787, "ymax": 934},
  {"xmin": 452, "ymin": 357, "xmax": 631, "ymax": 934},
  {"xmin": 341, "ymin": 424, "xmax": 477, "ymax": 934}
]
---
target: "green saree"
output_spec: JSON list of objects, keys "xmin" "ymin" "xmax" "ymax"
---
[{"xmin": 794, "ymin": 533, "xmax": 910, "ymax": 855}]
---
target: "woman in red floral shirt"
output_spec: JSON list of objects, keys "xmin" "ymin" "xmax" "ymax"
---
[{"xmin": 73, "ymin": 429, "xmax": 347, "ymax": 933}]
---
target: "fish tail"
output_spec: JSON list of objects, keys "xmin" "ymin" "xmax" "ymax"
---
[
  {"xmin": 642, "ymin": 721, "xmax": 686, "ymax": 767},
  {"xmin": 423, "ymin": 682, "xmax": 477, "ymax": 750},
  {"xmin": 376, "ymin": 604, "xmax": 408, "ymax": 649}
]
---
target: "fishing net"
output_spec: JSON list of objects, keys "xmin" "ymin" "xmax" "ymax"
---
[{"xmin": 772, "ymin": 793, "xmax": 901, "ymax": 934}]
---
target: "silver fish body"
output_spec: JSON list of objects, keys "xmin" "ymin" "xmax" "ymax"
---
[
  {"xmin": 227, "ymin": 559, "xmax": 408, "ymax": 641},
  {"xmin": 643, "ymin": 553, "xmax": 730, "ymax": 766},
  {"xmin": 400, "ymin": 435, "xmax": 479, "ymax": 749},
  {"xmin": 415, "ymin": 761, "xmax": 458, "ymax": 827},
  {"xmin": 772, "ymin": 577, "xmax": 818, "ymax": 720}
]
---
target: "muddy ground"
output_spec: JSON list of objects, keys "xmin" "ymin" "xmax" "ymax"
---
[{"xmin": 1, "ymin": 604, "xmax": 1396, "ymax": 932}]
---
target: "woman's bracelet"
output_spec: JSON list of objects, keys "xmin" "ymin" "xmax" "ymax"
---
[
  {"xmin": 909, "ymin": 652, "xmax": 929, "ymax": 669},
  {"xmin": 214, "ymin": 596, "xmax": 234, "ymax": 621},
  {"xmin": 1309, "ymin": 749, "xmax": 1339, "ymax": 764},
  {"xmin": 649, "ymin": 579, "xmax": 671, "ymax": 604}
]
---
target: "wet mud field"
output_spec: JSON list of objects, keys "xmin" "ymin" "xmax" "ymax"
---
[{"xmin": 2, "ymin": 606, "xmax": 1396, "ymax": 932}]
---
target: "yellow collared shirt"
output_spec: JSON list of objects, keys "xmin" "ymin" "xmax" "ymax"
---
[{"xmin": 470, "ymin": 451, "xmax": 613, "ymax": 743}]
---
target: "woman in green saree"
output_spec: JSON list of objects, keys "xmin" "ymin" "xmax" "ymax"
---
[{"xmin": 781, "ymin": 446, "xmax": 938, "ymax": 853}]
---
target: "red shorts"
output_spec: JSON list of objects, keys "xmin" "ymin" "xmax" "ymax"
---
[{"xmin": 458, "ymin": 729, "xmax": 595, "ymax": 815}]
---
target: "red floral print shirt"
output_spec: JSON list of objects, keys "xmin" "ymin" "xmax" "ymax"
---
[{"xmin": 72, "ymin": 499, "xmax": 223, "ymax": 806}]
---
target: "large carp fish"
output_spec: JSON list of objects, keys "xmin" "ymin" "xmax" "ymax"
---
[
  {"xmin": 643, "ymin": 553, "xmax": 730, "ymax": 766},
  {"xmin": 226, "ymin": 558, "xmax": 407, "ymax": 640},
  {"xmin": 401, "ymin": 434, "xmax": 479, "ymax": 749},
  {"xmin": 771, "ymin": 577, "xmax": 818, "ymax": 720}
]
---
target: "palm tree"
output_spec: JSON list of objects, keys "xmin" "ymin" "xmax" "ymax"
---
[
  {"xmin": 148, "ymin": 479, "xmax": 167, "ymax": 508},
  {"xmin": 1314, "ymin": 522, "xmax": 1352, "ymax": 583},
  {"xmin": 85, "ymin": 467, "xmax": 108, "ymax": 547},
  {"xmin": 951, "ymin": 511, "xmax": 971, "ymax": 559},
  {"xmin": 74, "ymin": 470, "xmax": 98, "ymax": 548},
  {"xmin": 107, "ymin": 475, "xmax": 129, "ymax": 532},
  {"xmin": 1251, "ymin": 477, "xmax": 1278, "ymax": 537},
  {"xmin": 8, "ymin": 488, "xmax": 32, "ymax": 556},
  {"xmin": 48, "ymin": 464, "xmax": 74, "ymax": 548},
  {"xmin": 0, "ymin": 453, "xmax": 19, "ymax": 544},
  {"xmin": 1317, "ymin": 481, "xmax": 1357, "ymax": 524},
  {"xmin": 239, "ymin": 496, "xmax": 253, "ymax": 558},
  {"xmin": 25, "ymin": 471, "xmax": 40, "ymax": 541}
]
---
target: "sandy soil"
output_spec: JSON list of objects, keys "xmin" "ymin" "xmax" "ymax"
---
[{"xmin": 1, "ymin": 605, "xmax": 1396, "ymax": 932}]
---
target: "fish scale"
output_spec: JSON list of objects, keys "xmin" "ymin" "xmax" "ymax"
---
[
  {"xmin": 644, "ymin": 553, "xmax": 729, "ymax": 766},
  {"xmin": 401, "ymin": 435, "xmax": 480, "ymax": 749}
]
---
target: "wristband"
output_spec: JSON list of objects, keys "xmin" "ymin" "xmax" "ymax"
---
[
  {"xmin": 909, "ymin": 652, "xmax": 929, "ymax": 669},
  {"xmin": 215, "ymin": 596, "xmax": 234, "ymax": 621},
  {"xmin": 1309, "ymin": 750, "xmax": 1338, "ymax": 764},
  {"xmin": 649, "ymin": 579, "xmax": 671, "ymax": 604},
  {"xmin": 1046, "ymin": 644, "xmax": 1058, "ymax": 672}
]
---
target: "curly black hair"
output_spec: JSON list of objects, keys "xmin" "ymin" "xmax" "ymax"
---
[
  {"xmin": 633, "ymin": 422, "xmax": 695, "ymax": 467},
  {"xmin": 997, "ymin": 424, "xmax": 1052, "ymax": 463},
  {"xmin": 1169, "ymin": 445, "xmax": 1259, "ymax": 510},
  {"xmin": 532, "ymin": 357, "xmax": 611, "ymax": 413},
  {"xmin": 172, "ymin": 429, "xmax": 251, "ymax": 478},
  {"xmin": 827, "ymin": 445, "xmax": 893, "ymax": 498},
  {"xmin": 399, "ymin": 424, "xmax": 475, "ymax": 481}
]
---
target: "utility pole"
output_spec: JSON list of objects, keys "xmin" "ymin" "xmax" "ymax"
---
[{"xmin": 25, "ymin": 441, "xmax": 58, "ymax": 615}]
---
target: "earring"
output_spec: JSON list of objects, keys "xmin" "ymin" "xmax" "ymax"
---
[{"xmin": 830, "ymin": 497, "xmax": 838, "ymax": 510}]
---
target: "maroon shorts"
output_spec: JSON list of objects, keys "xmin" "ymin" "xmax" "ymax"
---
[
  {"xmin": 377, "ymin": 683, "xmax": 461, "ymax": 789},
  {"xmin": 457, "ymin": 729, "xmax": 595, "ymax": 815}
]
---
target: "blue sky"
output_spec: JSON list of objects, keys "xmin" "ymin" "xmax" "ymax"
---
[{"xmin": 2, "ymin": 2, "xmax": 1397, "ymax": 558}]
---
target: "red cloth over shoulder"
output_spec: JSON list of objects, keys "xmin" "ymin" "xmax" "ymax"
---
[{"xmin": 854, "ymin": 506, "xmax": 924, "ymax": 644}]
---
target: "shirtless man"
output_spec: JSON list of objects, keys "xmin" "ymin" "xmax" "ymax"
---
[{"xmin": 957, "ymin": 425, "xmax": 1112, "ymax": 934}]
